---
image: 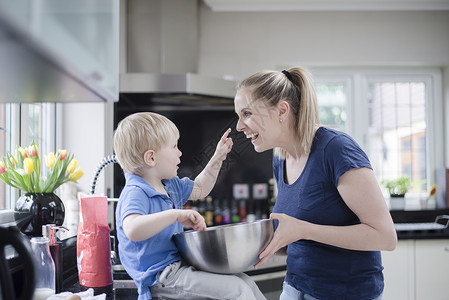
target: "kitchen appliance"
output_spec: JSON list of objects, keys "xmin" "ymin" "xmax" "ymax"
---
[
  {"xmin": 0, "ymin": 226, "xmax": 35, "ymax": 300},
  {"xmin": 120, "ymin": 0, "xmax": 236, "ymax": 105},
  {"xmin": 173, "ymin": 219, "xmax": 274, "ymax": 274}
]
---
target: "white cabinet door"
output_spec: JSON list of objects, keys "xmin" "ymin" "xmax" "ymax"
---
[
  {"xmin": 415, "ymin": 239, "xmax": 449, "ymax": 300},
  {"xmin": 382, "ymin": 240, "xmax": 415, "ymax": 300}
]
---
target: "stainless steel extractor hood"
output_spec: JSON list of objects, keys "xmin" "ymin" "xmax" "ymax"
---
[
  {"xmin": 119, "ymin": 0, "xmax": 236, "ymax": 106},
  {"xmin": 120, "ymin": 73, "xmax": 236, "ymax": 106}
]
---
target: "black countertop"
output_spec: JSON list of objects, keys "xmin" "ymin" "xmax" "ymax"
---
[{"xmin": 390, "ymin": 208, "xmax": 449, "ymax": 239}]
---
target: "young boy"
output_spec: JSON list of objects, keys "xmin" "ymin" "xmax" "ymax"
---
[{"xmin": 113, "ymin": 112, "xmax": 265, "ymax": 300}]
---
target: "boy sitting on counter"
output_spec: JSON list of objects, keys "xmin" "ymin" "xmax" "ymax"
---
[{"xmin": 113, "ymin": 112, "xmax": 265, "ymax": 300}]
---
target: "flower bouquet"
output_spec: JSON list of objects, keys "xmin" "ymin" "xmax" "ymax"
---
[
  {"xmin": 0, "ymin": 141, "xmax": 84, "ymax": 236},
  {"xmin": 0, "ymin": 142, "xmax": 84, "ymax": 193}
]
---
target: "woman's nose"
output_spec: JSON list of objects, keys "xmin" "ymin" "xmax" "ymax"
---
[{"xmin": 236, "ymin": 118, "xmax": 245, "ymax": 132}]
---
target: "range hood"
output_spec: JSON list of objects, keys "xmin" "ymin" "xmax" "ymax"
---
[
  {"xmin": 120, "ymin": 0, "xmax": 236, "ymax": 106},
  {"xmin": 120, "ymin": 73, "xmax": 236, "ymax": 106}
]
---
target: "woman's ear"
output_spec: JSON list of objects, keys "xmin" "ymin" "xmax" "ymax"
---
[
  {"xmin": 143, "ymin": 149, "xmax": 156, "ymax": 167},
  {"xmin": 278, "ymin": 100, "xmax": 290, "ymax": 121}
]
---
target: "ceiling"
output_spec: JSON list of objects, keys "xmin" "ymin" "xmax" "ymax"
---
[{"xmin": 202, "ymin": 0, "xmax": 449, "ymax": 11}]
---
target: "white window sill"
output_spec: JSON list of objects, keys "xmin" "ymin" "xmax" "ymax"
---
[{"xmin": 0, "ymin": 209, "xmax": 16, "ymax": 226}]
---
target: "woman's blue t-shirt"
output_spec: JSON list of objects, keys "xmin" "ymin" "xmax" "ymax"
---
[
  {"xmin": 272, "ymin": 127, "xmax": 384, "ymax": 300},
  {"xmin": 115, "ymin": 173, "xmax": 194, "ymax": 300}
]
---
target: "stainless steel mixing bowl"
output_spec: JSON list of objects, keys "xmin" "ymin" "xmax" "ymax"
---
[{"xmin": 173, "ymin": 219, "xmax": 274, "ymax": 274}]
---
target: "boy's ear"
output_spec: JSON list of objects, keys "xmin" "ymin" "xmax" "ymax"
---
[{"xmin": 143, "ymin": 149, "xmax": 156, "ymax": 167}]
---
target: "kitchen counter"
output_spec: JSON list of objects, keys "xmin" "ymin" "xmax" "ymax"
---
[
  {"xmin": 60, "ymin": 209, "xmax": 449, "ymax": 298},
  {"xmin": 390, "ymin": 208, "xmax": 449, "ymax": 239}
]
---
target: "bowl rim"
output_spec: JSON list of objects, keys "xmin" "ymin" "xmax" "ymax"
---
[{"xmin": 173, "ymin": 218, "xmax": 273, "ymax": 237}]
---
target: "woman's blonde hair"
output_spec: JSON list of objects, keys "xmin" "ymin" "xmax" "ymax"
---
[
  {"xmin": 113, "ymin": 112, "xmax": 179, "ymax": 176},
  {"xmin": 237, "ymin": 66, "xmax": 320, "ymax": 158}
]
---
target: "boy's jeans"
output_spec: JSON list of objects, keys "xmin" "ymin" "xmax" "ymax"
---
[{"xmin": 150, "ymin": 260, "xmax": 266, "ymax": 300}]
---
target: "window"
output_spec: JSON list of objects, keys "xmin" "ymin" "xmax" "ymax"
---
[
  {"xmin": 367, "ymin": 81, "xmax": 427, "ymax": 193},
  {"xmin": 314, "ymin": 68, "xmax": 443, "ymax": 195},
  {"xmin": 315, "ymin": 82, "xmax": 347, "ymax": 132}
]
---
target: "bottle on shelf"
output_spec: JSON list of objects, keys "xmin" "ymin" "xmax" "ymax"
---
[
  {"xmin": 238, "ymin": 199, "xmax": 247, "ymax": 222},
  {"xmin": 268, "ymin": 178, "xmax": 277, "ymax": 214},
  {"xmin": 213, "ymin": 199, "xmax": 223, "ymax": 226},
  {"xmin": 233, "ymin": 183, "xmax": 249, "ymax": 223},
  {"xmin": 253, "ymin": 183, "xmax": 269, "ymax": 219},
  {"xmin": 231, "ymin": 199, "xmax": 240, "ymax": 223},
  {"xmin": 204, "ymin": 196, "xmax": 214, "ymax": 227},
  {"xmin": 255, "ymin": 200, "xmax": 263, "ymax": 220},
  {"xmin": 222, "ymin": 199, "xmax": 231, "ymax": 225},
  {"xmin": 246, "ymin": 200, "xmax": 256, "ymax": 223}
]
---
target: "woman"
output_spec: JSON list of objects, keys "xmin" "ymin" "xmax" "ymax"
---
[{"xmin": 234, "ymin": 66, "xmax": 397, "ymax": 300}]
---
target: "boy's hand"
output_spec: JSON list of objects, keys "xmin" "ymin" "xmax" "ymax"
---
[
  {"xmin": 189, "ymin": 129, "xmax": 233, "ymax": 201},
  {"xmin": 178, "ymin": 209, "xmax": 206, "ymax": 231},
  {"xmin": 214, "ymin": 128, "xmax": 233, "ymax": 161}
]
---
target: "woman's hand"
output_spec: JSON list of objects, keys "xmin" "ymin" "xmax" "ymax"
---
[
  {"xmin": 178, "ymin": 209, "xmax": 206, "ymax": 231},
  {"xmin": 255, "ymin": 213, "xmax": 306, "ymax": 268}
]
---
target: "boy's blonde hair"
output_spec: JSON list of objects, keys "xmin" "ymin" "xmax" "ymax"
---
[{"xmin": 113, "ymin": 112, "xmax": 179, "ymax": 176}]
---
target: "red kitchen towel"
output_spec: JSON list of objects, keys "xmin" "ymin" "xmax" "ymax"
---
[{"xmin": 77, "ymin": 194, "xmax": 112, "ymax": 288}]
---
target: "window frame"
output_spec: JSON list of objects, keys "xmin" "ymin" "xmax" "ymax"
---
[{"xmin": 0, "ymin": 104, "xmax": 20, "ymax": 224}]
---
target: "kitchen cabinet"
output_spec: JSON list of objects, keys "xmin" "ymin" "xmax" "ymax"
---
[
  {"xmin": 0, "ymin": 0, "xmax": 119, "ymax": 103},
  {"xmin": 415, "ymin": 239, "xmax": 449, "ymax": 300},
  {"xmin": 382, "ymin": 240, "xmax": 415, "ymax": 300},
  {"xmin": 382, "ymin": 238, "xmax": 449, "ymax": 300}
]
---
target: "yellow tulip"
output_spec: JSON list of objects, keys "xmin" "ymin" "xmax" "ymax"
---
[
  {"xmin": 23, "ymin": 158, "xmax": 34, "ymax": 175},
  {"xmin": 46, "ymin": 152, "xmax": 56, "ymax": 169},
  {"xmin": 0, "ymin": 161, "xmax": 5, "ymax": 174},
  {"xmin": 70, "ymin": 169, "xmax": 84, "ymax": 181},
  {"xmin": 66, "ymin": 159, "xmax": 78, "ymax": 174}
]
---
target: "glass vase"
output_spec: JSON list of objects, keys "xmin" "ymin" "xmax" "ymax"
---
[{"xmin": 14, "ymin": 193, "xmax": 65, "ymax": 236}]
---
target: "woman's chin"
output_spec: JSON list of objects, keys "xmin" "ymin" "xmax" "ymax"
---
[{"xmin": 253, "ymin": 144, "xmax": 268, "ymax": 153}]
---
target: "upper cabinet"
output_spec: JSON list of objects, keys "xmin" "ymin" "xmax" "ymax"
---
[{"xmin": 0, "ymin": 0, "xmax": 119, "ymax": 103}]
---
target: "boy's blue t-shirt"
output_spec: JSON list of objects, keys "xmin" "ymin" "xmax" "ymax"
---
[
  {"xmin": 272, "ymin": 127, "xmax": 384, "ymax": 300},
  {"xmin": 115, "ymin": 173, "xmax": 194, "ymax": 300}
]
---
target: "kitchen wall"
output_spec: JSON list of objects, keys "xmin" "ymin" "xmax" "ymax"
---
[
  {"xmin": 197, "ymin": 7, "xmax": 449, "ymax": 78},
  {"xmin": 60, "ymin": 102, "xmax": 114, "ymax": 196},
  {"xmin": 66, "ymin": 2, "xmax": 449, "ymax": 196}
]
